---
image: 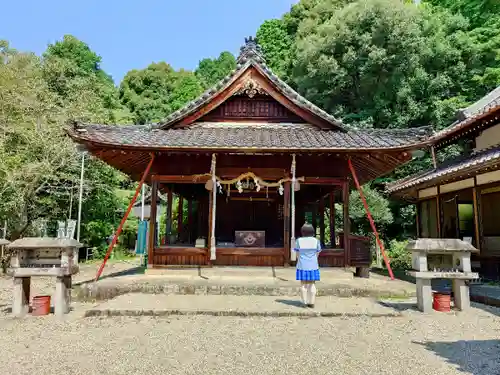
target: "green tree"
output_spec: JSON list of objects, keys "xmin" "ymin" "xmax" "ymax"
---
[
  {"xmin": 424, "ymin": 0, "xmax": 500, "ymax": 26},
  {"xmin": 120, "ymin": 62, "xmax": 203, "ymax": 124},
  {"xmin": 195, "ymin": 51, "xmax": 236, "ymax": 89},
  {"xmin": 256, "ymin": 19, "xmax": 293, "ymax": 79},
  {"xmin": 42, "ymin": 35, "xmax": 132, "ymax": 124},
  {"xmin": 0, "ymin": 39, "xmax": 127, "ymax": 244}
]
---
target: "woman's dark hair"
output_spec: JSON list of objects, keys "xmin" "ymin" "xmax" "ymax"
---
[{"xmin": 301, "ymin": 223, "xmax": 315, "ymax": 237}]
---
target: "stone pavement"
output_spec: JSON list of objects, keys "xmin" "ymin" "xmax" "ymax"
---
[
  {"xmin": 84, "ymin": 294, "xmax": 404, "ymax": 318},
  {"xmin": 73, "ymin": 265, "xmax": 417, "ymax": 302},
  {"xmin": 470, "ymin": 284, "xmax": 500, "ymax": 307}
]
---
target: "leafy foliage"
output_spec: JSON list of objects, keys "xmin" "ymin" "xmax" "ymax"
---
[
  {"xmin": 195, "ymin": 52, "xmax": 236, "ymax": 89},
  {"xmin": 0, "ymin": 38, "xmax": 128, "ymax": 243},
  {"xmin": 256, "ymin": 19, "xmax": 294, "ymax": 79},
  {"xmin": 349, "ymin": 184, "xmax": 393, "ymax": 235},
  {"xmin": 385, "ymin": 239, "xmax": 412, "ymax": 270},
  {"xmin": 120, "ymin": 63, "xmax": 203, "ymax": 124}
]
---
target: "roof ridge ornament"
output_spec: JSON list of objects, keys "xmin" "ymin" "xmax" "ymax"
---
[{"xmin": 237, "ymin": 36, "xmax": 265, "ymax": 65}]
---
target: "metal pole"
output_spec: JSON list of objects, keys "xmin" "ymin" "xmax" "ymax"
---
[
  {"xmin": 141, "ymin": 184, "xmax": 146, "ymax": 221},
  {"xmin": 95, "ymin": 153, "xmax": 155, "ymax": 281},
  {"xmin": 76, "ymin": 152, "xmax": 85, "ymax": 242},
  {"xmin": 347, "ymin": 158, "xmax": 394, "ymax": 280},
  {"xmin": 140, "ymin": 183, "xmax": 146, "ymax": 266},
  {"xmin": 68, "ymin": 186, "xmax": 74, "ymax": 220}
]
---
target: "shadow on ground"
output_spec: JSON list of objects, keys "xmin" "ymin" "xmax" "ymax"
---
[
  {"xmin": 376, "ymin": 300, "xmax": 418, "ymax": 312},
  {"xmin": 275, "ymin": 299, "xmax": 304, "ymax": 308},
  {"xmin": 74, "ymin": 266, "xmax": 145, "ymax": 286},
  {"xmin": 415, "ymin": 340, "xmax": 500, "ymax": 375}
]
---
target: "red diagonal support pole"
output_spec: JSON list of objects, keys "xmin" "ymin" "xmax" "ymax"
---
[
  {"xmin": 95, "ymin": 153, "xmax": 156, "ymax": 282},
  {"xmin": 347, "ymin": 158, "xmax": 394, "ymax": 280}
]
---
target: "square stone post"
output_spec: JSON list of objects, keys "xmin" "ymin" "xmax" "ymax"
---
[
  {"xmin": 416, "ymin": 278, "xmax": 432, "ymax": 313},
  {"xmin": 452, "ymin": 279, "xmax": 470, "ymax": 310},
  {"xmin": 54, "ymin": 276, "xmax": 71, "ymax": 316},
  {"xmin": 12, "ymin": 277, "xmax": 30, "ymax": 317}
]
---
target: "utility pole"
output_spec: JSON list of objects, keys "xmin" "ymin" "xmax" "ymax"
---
[{"xmin": 76, "ymin": 152, "xmax": 86, "ymax": 242}]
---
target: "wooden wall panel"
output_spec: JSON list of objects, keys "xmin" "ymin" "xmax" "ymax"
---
[
  {"xmin": 199, "ymin": 96, "xmax": 305, "ymax": 123},
  {"xmin": 348, "ymin": 236, "xmax": 371, "ymax": 267},
  {"xmin": 318, "ymin": 249, "xmax": 345, "ymax": 267}
]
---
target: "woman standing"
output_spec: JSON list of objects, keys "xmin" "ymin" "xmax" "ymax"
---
[{"xmin": 294, "ymin": 223, "xmax": 322, "ymax": 308}]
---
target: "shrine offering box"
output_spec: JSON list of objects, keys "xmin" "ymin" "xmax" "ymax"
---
[{"xmin": 235, "ymin": 231, "xmax": 265, "ymax": 247}]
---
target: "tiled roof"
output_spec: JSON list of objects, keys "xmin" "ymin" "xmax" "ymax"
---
[
  {"xmin": 155, "ymin": 37, "xmax": 345, "ymax": 131},
  {"xmin": 387, "ymin": 145, "xmax": 500, "ymax": 193},
  {"xmin": 69, "ymin": 122, "xmax": 432, "ymax": 151},
  {"xmin": 428, "ymin": 85, "xmax": 500, "ymax": 145}
]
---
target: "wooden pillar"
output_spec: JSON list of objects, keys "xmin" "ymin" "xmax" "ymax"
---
[
  {"xmin": 188, "ymin": 199, "xmax": 193, "ymax": 244},
  {"xmin": 207, "ymin": 191, "xmax": 213, "ymax": 265},
  {"xmin": 147, "ymin": 180, "xmax": 158, "ymax": 266},
  {"xmin": 283, "ymin": 181, "xmax": 291, "ymax": 265},
  {"xmin": 436, "ymin": 186, "xmax": 442, "ymax": 238},
  {"xmin": 415, "ymin": 201, "xmax": 420, "ymax": 238},
  {"xmin": 166, "ymin": 189, "xmax": 173, "ymax": 244},
  {"xmin": 311, "ymin": 203, "xmax": 317, "ymax": 235},
  {"xmin": 343, "ymin": 181, "xmax": 350, "ymax": 267},
  {"xmin": 473, "ymin": 179, "xmax": 481, "ymax": 251},
  {"xmin": 319, "ymin": 196, "xmax": 325, "ymax": 245},
  {"xmin": 329, "ymin": 191, "xmax": 335, "ymax": 248},
  {"xmin": 177, "ymin": 195, "xmax": 184, "ymax": 243}
]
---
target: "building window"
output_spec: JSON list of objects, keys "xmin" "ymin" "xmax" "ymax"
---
[
  {"xmin": 458, "ymin": 203, "xmax": 474, "ymax": 238},
  {"xmin": 418, "ymin": 199, "xmax": 438, "ymax": 238}
]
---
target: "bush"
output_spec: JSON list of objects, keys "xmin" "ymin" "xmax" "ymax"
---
[{"xmin": 386, "ymin": 239, "xmax": 412, "ymax": 270}]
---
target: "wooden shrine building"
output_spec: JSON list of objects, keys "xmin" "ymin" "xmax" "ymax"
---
[
  {"xmin": 388, "ymin": 86, "xmax": 500, "ymax": 279},
  {"xmin": 68, "ymin": 37, "xmax": 431, "ymax": 273}
]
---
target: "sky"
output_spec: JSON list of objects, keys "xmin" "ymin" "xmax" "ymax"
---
[{"xmin": 3, "ymin": 0, "xmax": 297, "ymax": 83}]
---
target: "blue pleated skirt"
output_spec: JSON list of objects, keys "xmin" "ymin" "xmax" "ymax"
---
[{"xmin": 296, "ymin": 269, "xmax": 320, "ymax": 281}]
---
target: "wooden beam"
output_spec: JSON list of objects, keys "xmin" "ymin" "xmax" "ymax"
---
[
  {"xmin": 436, "ymin": 185, "xmax": 442, "ymax": 238},
  {"xmin": 166, "ymin": 190, "xmax": 173, "ymax": 244},
  {"xmin": 415, "ymin": 202, "xmax": 420, "ymax": 238},
  {"xmin": 177, "ymin": 195, "xmax": 184, "ymax": 243},
  {"xmin": 217, "ymin": 167, "xmax": 286, "ymax": 179},
  {"xmin": 188, "ymin": 199, "xmax": 193, "ymax": 244},
  {"xmin": 148, "ymin": 180, "xmax": 158, "ymax": 266},
  {"xmin": 301, "ymin": 177, "xmax": 344, "ymax": 185},
  {"xmin": 283, "ymin": 181, "xmax": 291, "ymax": 265},
  {"xmin": 311, "ymin": 203, "xmax": 317, "ymax": 234},
  {"xmin": 207, "ymin": 189, "xmax": 214, "ymax": 265},
  {"xmin": 329, "ymin": 191, "xmax": 335, "ymax": 247},
  {"xmin": 319, "ymin": 196, "xmax": 325, "ymax": 245},
  {"xmin": 343, "ymin": 181, "xmax": 350, "ymax": 266},
  {"xmin": 152, "ymin": 175, "xmax": 209, "ymax": 183},
  {"xmin": 473, "ymin": 178, "xmax": 481, "ymax": 251}
]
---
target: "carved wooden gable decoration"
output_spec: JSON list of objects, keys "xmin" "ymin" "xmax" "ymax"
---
[{"xmin": 158, "ymin": 37, "xmax": 345, "ymax": 130}]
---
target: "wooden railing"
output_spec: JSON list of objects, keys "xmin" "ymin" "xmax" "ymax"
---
[{"xmin": 338, "ymin": 234, "xmax": 372, "ymax": 267}]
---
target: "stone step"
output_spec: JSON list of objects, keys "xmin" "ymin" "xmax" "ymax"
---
[
  {"xmin": 83, "ymin": 294, "xmax": 405, "ymax": 318},
  {"xmin": 73, "ymin": 278, "xmax": 415, "ymax": 302}
]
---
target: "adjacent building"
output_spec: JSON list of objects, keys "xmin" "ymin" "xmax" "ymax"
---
[{"xmin": 388, "ymin": 86, "xmax": 500, "ymax": 279}]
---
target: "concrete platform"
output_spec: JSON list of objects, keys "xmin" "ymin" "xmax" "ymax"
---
[
  {"xmin": 73, "ymin": 266, "xmax": 416, "ymax": 302},
  {"xmin": 84, "ymin": 294, "xmax": 404, "ymax": 318}
]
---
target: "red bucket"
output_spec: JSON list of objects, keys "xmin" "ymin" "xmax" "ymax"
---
[
  {"xmin": 32, "ymin": 295, "xmax": 51, "ymax": 316},
  {"xmin": 433, "ymin": 292, "xmax": 451, "ymax": 312}
]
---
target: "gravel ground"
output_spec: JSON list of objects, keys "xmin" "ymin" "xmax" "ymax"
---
[
  {"xmin": 0, "ymin": 260, "xmax": 139, "ymax": 306},
  {"xmin": 1, "ymin": 303, "xmax": 500, "ymax": 375}
]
